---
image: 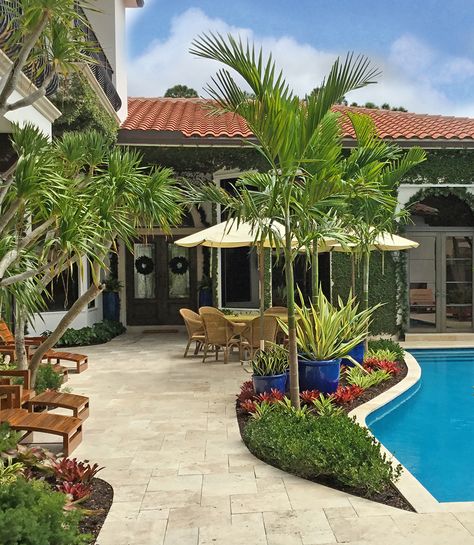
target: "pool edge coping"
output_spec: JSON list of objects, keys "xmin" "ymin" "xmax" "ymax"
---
[{"xmin": 349, "ymin": 351, "xmax": 474, "ymax": 514}]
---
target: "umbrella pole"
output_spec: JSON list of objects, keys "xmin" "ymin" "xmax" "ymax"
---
[{"xmin": 258, "ymin": 246, "xmax": 265, "ymax": 350}]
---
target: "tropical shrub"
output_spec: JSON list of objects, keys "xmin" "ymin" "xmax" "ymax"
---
[
  {"xmin": 367, "ymin": 339, "xmax": 404, "ymax": 362},
  {"xmin": 364, "ymin": 357, "xmax": 400, "ymax": 375},
  {"xmin": 365, "ymin": 348, "xmax": 399, "ymax": 362},
  {"xmin": 332, "ymin": 385, "xmax": 365, "ymax": 404},
  {"xmin": 0, "ymin": 423, "xmax": 21, "ymax": 453},
  {"xmin": 35, "ymin": 364, "xmax": 63, "ymax": 394},
  {"xmin": 51, "ymin": 458, "xmax": 102, "ymax": 485},
  {"xmin": 312, "ymin": 394, "xmax": 343, "ymax": 416},
  {"xmin": 243, "ymin": 406, "xmax": 401, "ymax": 494},
  {"xmin": 345, "ymin": 366, "xmax": 392, "ymax": 389},
  {"xmin": 43, "ymin": 320, "xmax": 125, "ymax": 348},
  {"xmin": 0, "ymin": 459, "xmax": 24, "ymax": 484},
  {"xmin": 0, "ymin": 478, "xmax": 89, "ymax": 545},
  {"xmin": 300, "ymin": 390, "xmax": 320, "ymax": 404},
  {"xmin": 250, "ymin": 346, "xmax": 288, "ymax": 376}
]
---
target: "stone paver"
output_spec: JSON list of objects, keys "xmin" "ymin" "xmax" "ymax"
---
[{"xmin": 60, "ymin": 332, "xmax": 474, "ymax": 545}]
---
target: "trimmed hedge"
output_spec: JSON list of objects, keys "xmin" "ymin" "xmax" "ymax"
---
[
  {"xmin": 43, "ymin": 320, "xmax": 125, "ymax": 348},
  {"xmin": 243, "ymin": 407, "xmax": 401, "ymax": 495}
]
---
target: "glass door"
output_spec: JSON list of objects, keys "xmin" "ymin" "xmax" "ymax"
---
[
  {"xmin": 443, "ymin": 234, "xmax": 473, "ymax": 331},
  {"xmin": 408, "ymin": 231, "xmax": 474, "ymax": 332}
]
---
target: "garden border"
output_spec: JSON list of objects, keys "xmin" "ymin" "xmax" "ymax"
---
[{"xmin": 349, "ymin": 351, "xmax": 474, "ymax": 513}]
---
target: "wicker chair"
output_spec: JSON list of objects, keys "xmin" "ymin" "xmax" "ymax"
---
[
  {"xmin": 179, "ymin": 309, "xmax": 206, "ymax": 357},
  {"xmin": 200, "ymin": 309, "xmax": 243, "ymax": 364},
  {"xmin": 241, "ymin": 315, "xmax": 279, "ymax": 359},
  {"xmin": 199, "ymin": 306, "xmax": 224, "ymax": 316}
]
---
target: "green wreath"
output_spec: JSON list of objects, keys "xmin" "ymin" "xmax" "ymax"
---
[
  {"xmin": 169, "ymin": 256, "xmax": 189, "ymax": 275},
  {"xmin": 135, "ymin": 255, "xmax": 154, "ymax": 275}
]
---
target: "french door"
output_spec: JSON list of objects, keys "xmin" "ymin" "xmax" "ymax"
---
[{"xmin": 408, "ymin": 230, "xmax": 474, "ymax": 332}]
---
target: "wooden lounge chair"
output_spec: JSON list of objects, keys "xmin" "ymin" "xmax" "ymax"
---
[
  {"xmin": 0, "ymin": 321, "xmax": 88, "ymax": 373},
  {"xmin": 200, "ymin": 309, "xmax": 244, "ymax": 364},
  {"xmin": 241, "ymin": 315, "xmax": 279, "ymax": 359},
  {"xmin": 179, "ymin": 308, "xmax": 206, "ymax": 357},
  {"xmin": 0, "ymin": 370, "xmax": 88, "ymax": 420},
  {"xmin": 0, "ymin": 388, "xmax": 83, "ymax": 456}
]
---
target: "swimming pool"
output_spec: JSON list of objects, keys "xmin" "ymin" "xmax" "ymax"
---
[{"xmin": 367, "ymin": 348, "xmax": 474, "ymax": 503}]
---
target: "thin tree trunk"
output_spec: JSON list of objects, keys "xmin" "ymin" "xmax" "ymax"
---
[
  {"xmin": 351, "ymin": 254, "xmax": 356, "ymax": 294},
  {"xmin": 362, "ymin": 251, "xmax": 370, "ymax": 350},
  {"xmin": 311, "ymin": 239, "xmax": 319, "ymax": 304},
  {"xmin": 285, "ymin": 230, "xmax": 300, "ymax": 409},
  {"xmin": 29, "ymin": 263, "xmax": 103, "ymax": 385},
  {"xmin": 14, "ymin": 308, "xmax": 27, "ymax": 370},
  {"xmin": 258, "ymin": 245, "xmax": 265, "ymax": 350}
]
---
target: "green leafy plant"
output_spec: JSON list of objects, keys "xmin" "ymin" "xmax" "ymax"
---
[
  {"xmin": 0, "ymin": 423, "xmax": 21, "ymax": 454},
  {"xmin": 0, "ymin": 459, "xmax": 24, "ymax": 484},
  {"xmin": 367, "ymin": 339, "xmax": 404, "ymax": 362},
  {"xmin": 312, "ymin": 394, "xmax": 343, "ymax": 416},
  {"xmin": 345, "ymin": 366, "xmax": 392, "ymax": 389},
  {"xmin": 43, "ymin": 320, "xmax": 126, "ymax": 347},
  {"xmin": 243, "ymin": 406, "xmax": 402, "ymax": 494},
  {"xmin": 250, "ymin": 346, "xmax": 289, "ymax": 376},
  {"xmin": 366, "ymin": 348, "xmax": 398, "ymax": 362},
  {"xmin": 278, "ymin": 396, "xmax": 310, "ymax": 418},
  {"xmin": 104, "ymin": 276, "xmax": 122, "ymax": 293},
  {"xmin": 3, "ymin": 444, "xmax": 56, "ymax": 473},
  {"xmin": 0, "ymin": 478, "xmax": 90, "ymax": 545},
  {"xmin": 35, "ymin": 364, "xmax": 63, "ymax": 394},
  {"xmin": 249, "ymin": 400, "xmax": 275, "ymax": 420},
  {"xmin": 281, "ymin": 290, "xmax": 375, "ymax": 362},
  {"xmin": 336, "ymin": 290, "xmax": 382, "ymax": 341}
]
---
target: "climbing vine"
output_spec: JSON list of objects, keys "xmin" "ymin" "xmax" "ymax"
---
[{"xmin": 402, "ymin": 149, "xmax": 474, "ymax": 184}]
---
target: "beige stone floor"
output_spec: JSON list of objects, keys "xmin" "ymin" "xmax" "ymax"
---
[{"xmin": 61, "ymin": 332, "xmax": 474, "ymax": 545}]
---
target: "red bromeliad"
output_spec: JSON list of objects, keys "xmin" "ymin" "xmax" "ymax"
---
[
  {"xmin": 57, "ymin": 481, "xmax": 92, "ymax": 501},
  {"xmin": 364, "ymin": 357, "xmax": 400, "ymax": 375},
  {"xmin": 51, "ymin": 458, "xmax": 103, "ymax": 485},
  {"xmin": 332, "ymin": 385, "xmax": 365, "ymax": 404},
  {"xmin": 299, "ymin": 390, "xmax": 320, "ymax": 404}
]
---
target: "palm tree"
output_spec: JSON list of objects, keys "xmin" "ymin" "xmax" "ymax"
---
[{"xmin": 188, "ymin": 34, "xmax": 390, "ymax": 408}]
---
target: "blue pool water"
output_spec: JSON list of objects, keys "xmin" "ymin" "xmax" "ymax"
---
[{"xmin": 367, "ymin": 348, "xmax": 474, "ymax": 502}]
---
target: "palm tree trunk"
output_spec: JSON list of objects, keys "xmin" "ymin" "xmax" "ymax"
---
[
  {"xmin": 258, "ymin": 245, "xmax": 265, "ymax": 350},
  {"xmin": 311, "ymin": 239, "xmax": 319, "ymax": 304},
  {"xmin": 285, "ymin": 231, "xmax": 300, "ymax": 408},
  {"xmin": 362, "ymin": 251, "xmax": 370, "ymax": 350}
]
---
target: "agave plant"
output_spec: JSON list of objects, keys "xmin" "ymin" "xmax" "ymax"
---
[{"xmin": 250, "ymin": 345, "xmax": 289, "ymax": 377}]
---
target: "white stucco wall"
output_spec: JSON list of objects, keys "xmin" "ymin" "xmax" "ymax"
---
[{"xmin": 2, "ymin": 90, "xmax": 53, "ymax": 136}]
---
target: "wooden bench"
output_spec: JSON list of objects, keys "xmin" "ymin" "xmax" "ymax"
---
[
  {"xmin": 0, "ymin": 407, "xmax": 83, "ymax": 456},
  {"xmin": 45, "ymin": 351, "xmax": 88, "ymax": 374},
  {"xmin": 28, "ymin": 391, "xmax": 89, "ymax": 420}
]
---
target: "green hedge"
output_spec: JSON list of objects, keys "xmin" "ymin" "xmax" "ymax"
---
[
  {"xmin": 332, "ymin": 252, "xmax": 398, "ymax": 335},
  {"xmin": 243, "ymin": 408, "xmax": 401, "ymax": 495},
  {"xmin": 43, "ymin": 320, "xmax": 125, "ymax": 348}
]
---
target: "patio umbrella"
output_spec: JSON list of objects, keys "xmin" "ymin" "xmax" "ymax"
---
[{"xmin": 328, "ymin": 232, "xmax": 419, "ymax": 253}]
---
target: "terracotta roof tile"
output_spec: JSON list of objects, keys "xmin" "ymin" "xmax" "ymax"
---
[{"xmin": 122, "ymin": 98, "xmax": 474, "ymax": 142}]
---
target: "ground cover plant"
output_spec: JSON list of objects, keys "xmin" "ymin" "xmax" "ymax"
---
[
  {"xmin": 0, "ymin": 425, "xmax": 112, "ymax": 544},
  {"xmin": 42, "ymin": 320, "xmax": 126, "ymax": 348}
]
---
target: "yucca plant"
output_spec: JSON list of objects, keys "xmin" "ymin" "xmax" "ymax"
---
[
  {"xmin": 280, "ymin": 290, "xmax": 371, "ymax": 362},
  {"xmin": 251, "ymin": 346, "xmax": 289, "ymax": 376},
  {"xmin": 335, "ymin": 290, "xmax": 382, "ymax": 342}
]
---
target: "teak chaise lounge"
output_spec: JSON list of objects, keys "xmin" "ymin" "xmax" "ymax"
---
[
  {"xmin": 0, "ymin": 370, "xmax": 89, "ymax": 420},
  {"xmin": 0, "ymin": 386, "xmax": 83, "ymax": 456},
  {"xmin": 0, "ymin": 321, "xmax": 88, "ymax": 374}
]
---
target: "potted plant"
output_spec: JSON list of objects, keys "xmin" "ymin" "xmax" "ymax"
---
[
  {"xmin": 285, "ymin": 290, "xmax": 373, "ymax": 393},
  {"xmin": 198, "ymin": 275, "xmax": 213, "ymax": 307},
  {"xmin": 337, "ymin": 292, "xmax": 382, "ymax": 367},
  {"xmin": 250, "ymin": 345, "xmax": 289, "ymax": 394},
  {"xmin": 103, "ymin": 276, "xmax": 122, "ymax": 322}
]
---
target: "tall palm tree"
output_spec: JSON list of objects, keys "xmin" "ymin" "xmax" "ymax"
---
[{"xmin": 188, "ymin": 34, "xmax": 391, "ymax": 408}]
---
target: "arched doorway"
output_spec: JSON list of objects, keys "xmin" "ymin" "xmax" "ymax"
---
[
  {"xmin": 125, "ymin": 211, "xmax": 199, "ymax": 325},
  {"xmin": 407, "ymin": 193, "xmax": 474, "ymax": 332}
]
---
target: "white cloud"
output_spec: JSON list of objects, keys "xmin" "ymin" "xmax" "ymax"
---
[{"xmin": 127, "ymin": 8, "xmax": 474, "ymax": 117}]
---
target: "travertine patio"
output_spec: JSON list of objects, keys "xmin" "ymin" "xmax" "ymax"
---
[{"xmin": 67, "ymin": 332, "xmax": 474, "ymax": 545}]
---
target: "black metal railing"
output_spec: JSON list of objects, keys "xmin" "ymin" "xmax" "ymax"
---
[
  {"xmin": 75, "ymin": 5, "xmax": 122, "ymax": 112},
  {"xmin": 0, "ymin": 0, "xmax": 122, "ymax": 111}
]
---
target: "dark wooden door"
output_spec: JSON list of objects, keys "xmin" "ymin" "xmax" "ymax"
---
[{"xmin": 126, "ymin": 236, "xmax": 197, "ymax": 325}]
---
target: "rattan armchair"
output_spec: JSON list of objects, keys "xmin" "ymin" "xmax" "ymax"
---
[
  {"xmin": 241, "ymin": 315, "xmax": 279, "ymax": 359},
  {"xmin": 200, "ymin": 309, "xmax": 243, "ymax": 364},
  {"xmin": 179, "ymin": 308, "xmax": 206, "ymax": 357}
]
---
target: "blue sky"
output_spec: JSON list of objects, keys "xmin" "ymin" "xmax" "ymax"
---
[{"xmin": 126, "ymin": 1, "xmax": 474, "ymax": 116}]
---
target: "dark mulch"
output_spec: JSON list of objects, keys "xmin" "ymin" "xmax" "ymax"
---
[
  {"xmin": 236, "ymin": 359, "xmax": 414, "ymax": 512},
  {"xmin": 79, "ymin": 478, "xmax": 114, "ymax": 544}
]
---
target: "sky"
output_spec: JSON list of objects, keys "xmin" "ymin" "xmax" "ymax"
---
[{"xmin": 126, "ymin": 1, "xmax": 474, "ymax": 117}]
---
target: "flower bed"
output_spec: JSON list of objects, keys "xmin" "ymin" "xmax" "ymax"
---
[
  {"xmin": 236, "ymin": 341, "xmax": 413, "ymax": 511},
  {"xmin": 0, "ymin": 424, "xmax": 113, "ymax": 544}
]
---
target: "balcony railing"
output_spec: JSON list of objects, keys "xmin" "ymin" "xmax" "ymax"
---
[
  {"xmin": 0, "ymin": 0, "xmax": 122, "ymax": 112},
  {"xmin": 75, "ymin": 6, "xmax": 122, "ymax": 112}
]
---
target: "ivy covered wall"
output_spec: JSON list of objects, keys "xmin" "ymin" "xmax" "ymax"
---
[
  {"xmin": 402, "ymin": 149, "xmax": 474, "ymax": 184},
  {"xmin": 332, "ymin": 252, "xmax": 398, "ymax": 336}
]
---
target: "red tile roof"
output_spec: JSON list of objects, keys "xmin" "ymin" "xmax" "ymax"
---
[{"xmin": 122, "ymin": 97, "xmax": 474, "ymax": 142}]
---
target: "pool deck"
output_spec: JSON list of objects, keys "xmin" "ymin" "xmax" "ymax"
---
[{"xmin": 62, "ymin": 332, "xmax": 474, "ymax": 545}]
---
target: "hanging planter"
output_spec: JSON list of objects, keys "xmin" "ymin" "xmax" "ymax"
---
[{"xmin": 135, "ymin": 255, "xmax": 154, "ymax": 275}]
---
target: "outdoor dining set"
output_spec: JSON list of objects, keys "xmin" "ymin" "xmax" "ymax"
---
[{"xmin": 180, "ymin": 306, "xmax": 288, "ymax": 364}]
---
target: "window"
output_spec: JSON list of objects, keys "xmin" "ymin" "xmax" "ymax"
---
[{"xmin": 44, "ymin": 265, "xmax": 79, "ymax": 311}]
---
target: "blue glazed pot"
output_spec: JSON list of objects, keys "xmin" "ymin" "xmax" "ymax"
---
[
  {"xmin": 298, "ymin": 356, "xmax": 341, "ymax": 394},
  {"xmin": 253, "ymin": 373, "xmax": 287, "ymax": 395},
  {"xmin": 341, "ymin": 341, "xmax": 365, "ymax": 367},
  {"xmin": 103, "ymin": 292, "xmax": 120, "ymax": 322},
  {"xmin": 198, "ymin": 287, "xmax": 213, "ymax": 307}
]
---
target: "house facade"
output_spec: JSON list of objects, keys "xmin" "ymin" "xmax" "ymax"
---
[
  {"xmin": 117, "ymin": 98, "xmax": 474, "ymax": 337},
  {"xmin": 0, "ymin": 0, "xmax": 144, "ymax": 334}
]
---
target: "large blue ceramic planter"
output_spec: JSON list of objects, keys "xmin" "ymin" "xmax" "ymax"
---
[
  {"xmin": 253, "ymin": 373, "xmax": 287, "ymax": 395},
  {"xmin": 298, "ymin": 357, "xmax": 341, "ymax": 394},
  {"xmin": 341, "ymin": 341, "xmax": 365, "ymax": 367},
  {"xmin": 103, "ymin": 292, "xmax": 120, "ymax": 322}
]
